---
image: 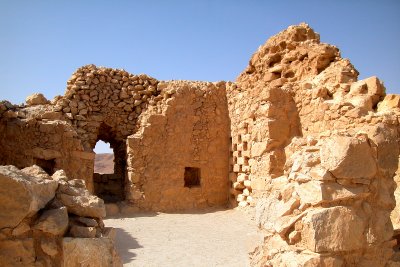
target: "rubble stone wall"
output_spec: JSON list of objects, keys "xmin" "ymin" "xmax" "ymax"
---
[
  {"xmin": 226, "ymin": 23, "xmax": 400, "ymax": 266},
  {"xmin": 126, "ymin": 81, "xmax": 230, "ymax": 211},
  {"xmin": 0, "ymin": 66, "xmax": 231, "ymax": 211}
]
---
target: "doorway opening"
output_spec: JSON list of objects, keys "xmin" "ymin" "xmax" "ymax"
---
[{"xmin": 93, "ymin": 124, "xmax": 127, "ymax": 203}]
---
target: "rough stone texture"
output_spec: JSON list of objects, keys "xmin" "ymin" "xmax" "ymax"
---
[
  {"xmin": 320, "ymin": 135, "xmax": 377, "ymax": 179},
  {"xmin": 0, "ymin": 239, "xmax": 36, "ymax": 266},
  {"xmin": 0, "ymin": 23, "xmax": 400, "ymax": 266},
  {"xmin": 63, "ymin": 237, "xmax": 122, "ymax": 267},
  {"xmin": 26, "ymin": 93, "xmax": 49, "ymax": 106},
  {"xmin": 126, "ymin": 81, "xmax": 230, "ymax": 210},
  {"xmin": 34, "ymin": 207, "xmax": 69, "ymax": 236},
  {"xmin": 0, "ymin": 165, "xmax": 58, "ymax": 229},
  {"xmin": 228, "ymin": 24, "xmax": 400, "ymax": 266},
  {"xmin": 0, "ymin": 165, "xmax": 121, "ymax": 267}
]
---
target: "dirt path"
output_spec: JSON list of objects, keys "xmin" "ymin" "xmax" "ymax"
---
[{"xmin": 104, "ymin": 209, "xmax": 261, "ymax": 267}]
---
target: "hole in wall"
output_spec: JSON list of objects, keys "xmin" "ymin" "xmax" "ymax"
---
[
  {"xmin": 93, "ymin": 137, "xmax": 126, "ymax": 203},
  {"xmin": 35, "ymin": 158, "xmax": 56, "ymax": 175},
  {"xmin": 184, "ymin": 167, "xmax": 201, "ymax": 188},
  {"xmin": 243, "ymin": 142, "xmax": 248, "ymax": 151}
]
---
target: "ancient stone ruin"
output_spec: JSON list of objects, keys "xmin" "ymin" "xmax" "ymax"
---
[{"xmin": 1, "ymin": 23, "xmax": 400, "ymax": 266}]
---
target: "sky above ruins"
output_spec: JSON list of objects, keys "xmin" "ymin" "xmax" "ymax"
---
[{"xmin": 1, "ymin": 0, "xmax": 399, "ymax": 153}]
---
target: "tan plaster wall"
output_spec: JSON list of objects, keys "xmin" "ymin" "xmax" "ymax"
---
[{"xmin": 125, "ymin": 81, "xmax": 230, "ymax": 211}]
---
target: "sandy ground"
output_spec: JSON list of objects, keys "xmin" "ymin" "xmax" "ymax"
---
[{"xmin": 104, "ymin": 209, "xmax": 261, "ymax": 267}]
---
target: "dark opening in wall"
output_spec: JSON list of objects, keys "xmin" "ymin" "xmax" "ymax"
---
[
  {"xmin": 184, "ymin": 167, "xmax": 201, "ymax": 188},
  {"xmin": 35, "ymin": 158, "xmax": 56, "ymax": 175},
  {"xmin": 93, "ymin": 124, "xmax": 126, "ymax": 203}
]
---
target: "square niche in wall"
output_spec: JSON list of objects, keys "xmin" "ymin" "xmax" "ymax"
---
[{"xmin": 184, "ymin": 167, "xmax": 201, "ymax": 188}]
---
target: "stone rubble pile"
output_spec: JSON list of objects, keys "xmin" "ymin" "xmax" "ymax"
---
[{"xmin": 0, "ymin": 165, "xmax": 121, "ymax": 267}]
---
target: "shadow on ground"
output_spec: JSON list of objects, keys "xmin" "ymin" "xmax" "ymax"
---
[{"xmin": 113, "ymin": 227, "xmax": 143, "ymax": 264}]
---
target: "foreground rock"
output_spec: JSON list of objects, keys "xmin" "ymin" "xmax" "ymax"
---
[
  {"xmin": 0, "ymin": 165, "xmax": 58, "ymax": 229},
  {"xmin": 0, "ymin": 165, "xmax": 121, "ymax": 267},
  {"xmin": 63, "ymin": 238, "xmax": 122, "ymax": 267}
]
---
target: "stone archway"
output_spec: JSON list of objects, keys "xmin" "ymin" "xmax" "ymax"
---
[{"xmin": 93, "ymin": 122, "xmax": 127, "ymax": 203}]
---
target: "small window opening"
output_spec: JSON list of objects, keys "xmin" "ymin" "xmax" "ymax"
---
[
  {"xmin": 233, "ymin": 144, "xmax": 237, "ymax": 151},
  {"xmin": 184, "ymin": 167, "xmax": 201, "ymax": 188},
  {"xmin": 35, "ymin": 158, "xmax": 56, "ymax": 175},
  {"xmin": 243, "ymin": 142, "xmax": 248, "ymax": 151}
]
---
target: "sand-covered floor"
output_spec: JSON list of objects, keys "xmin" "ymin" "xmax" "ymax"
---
[{"xmin": 105, "ymin": 209, "xmax": 261, "ymax": 267}]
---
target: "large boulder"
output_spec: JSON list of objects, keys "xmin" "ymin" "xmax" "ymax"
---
[
  {"xmin": 57, "ymin": 180, "xmax": 106, "ymax": 218},
  {"xmin": 320, "ymin": 135, "xmax": 377, "ymax": 180},
  {"xmin": 25, "ymin": 93, "xmax": 49, "ymax": 106},
  {"xmin": 34, "ymin": 207, "xmax": 69, "ymax": 236},
  {"xmin": 21, "ymin": 165, "xmax": 51, "ymax": 180},
  {"xmin": 62, "ymin": 237, "xmax": 122, "ymax": 267},
  {"xmin": 301, "ymin": 206, "xmax": 366, "ymax": 252},
  {"xmin": 0, "ymin": 165, "xmax": 58, "ymax": 229},
  {"xmin": 378, "ymin": 94, "xmax": 400, "ymax": 112}
]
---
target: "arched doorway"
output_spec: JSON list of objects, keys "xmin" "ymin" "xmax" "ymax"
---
[{"xmin": 92, "ymin": 123, "xmax": 127, "ymax": 203}]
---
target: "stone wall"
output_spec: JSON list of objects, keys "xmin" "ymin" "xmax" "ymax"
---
[
  {"xmin": 125, "ymin": 81, "xmax": 230, "ymax": 211},
  {"xmin": 0, "ymin": 111, "xmax": 96, "ymax": 191},
  {"xmin": 0, "ymin": 66, "xmax": 231, "ymax": 211},
  {"xmin": 227, "ymin": 23, "xmax": 400, "ymax": 266}
]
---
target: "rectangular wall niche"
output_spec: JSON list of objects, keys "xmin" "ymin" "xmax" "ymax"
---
[
  {"xmin": 184, "ymin": 167, "xmax": 201, "ymax": 188},
  {"xmin": 35, "ymin": 158, "xmax": 56, "ymax": 175}
]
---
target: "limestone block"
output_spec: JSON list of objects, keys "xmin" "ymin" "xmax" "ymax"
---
[
  {"xmin": 41, "ymin": 239, "xmax": 59, "ymax": 257},
  {"xmin": 238, "ymin": 201, "xmax": 248, "ymax": 207},
  {"xmin": 251, "ymin": 141, "xmax": 267, "ymax": 157},
  {"xmin": 52, "ymin": 170, "xmax": 69, "ymax": 182},
  {"xmin": 0, "ymin": 165, "xmax": 58, "ymax": 229},
  {"xmin": 378, "ymin": 94, "xmax": 400, "ymax": 112},
  {"xmin": 237, "ymin": 157, "xmax": 245, "ymax": 165},
  {"xmin": 75, "ymin": 217, "xmax": 98, "ymax": 227},
  {"xmin": 62, "ymin": 237, "xmax": 122, "ymax": 267},
  {"xmin": 21, "ymin": 165, "xmax": 51, "ymax": 180},
  {"xmin": 69, "ymin": 225, "xmax": 97, "ymax": 238},
  {"xmin": 58, "ymin": 193, "xmax": 106, "ymax": 219},
  {"xmin": 0, "ymin": 239, "xmax": 36, "ymax": 266},
  {"xmin": 26, "ymin": 93, "xmax": 49, "ymax": 105},
  {"xmin": 233, "ymin": 164, "xmax": 241, "ymax": 172},
  {"xmin": 12, "ymin": 222, "xmax": 31, "ymax": 236},
  {"xmin": 244, "ymin": 180, "xmax": 251, "ymax": 188},
  {"xmin": 295, "ymin": 180, "xmax": 369, "ymax": 205},
  {"xmin": 34, "ymin": 207, "xmax": 69, "ymax": 236},
  {"xmin": 301, "ymin": 206, "xmax": 366, "ymax": 252},
  {"xmin": 237, "ymin": 173, "xmax": 248, "ymax": 182},
  {"xmin": 320, "ymin": 135, "xmax": 377, "ymax": 179}
]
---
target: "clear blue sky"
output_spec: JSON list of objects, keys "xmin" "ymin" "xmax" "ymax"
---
[{"xmin": 1, "ymin": 1, "xmax": 399, "ymax": 153}]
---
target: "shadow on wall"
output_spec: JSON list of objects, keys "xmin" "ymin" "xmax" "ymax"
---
[{"xmin": 113, "ymin": 228, "xmax": 143, "ymax": 264}]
